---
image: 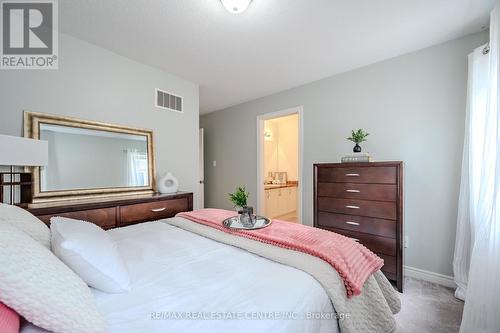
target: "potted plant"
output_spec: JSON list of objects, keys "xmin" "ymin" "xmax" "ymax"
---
[
  {"xmin": 347, "ymin": 129, "xmax": 370, "ymax": 153},
  {"xmin": 228, "ymin": 186, "xmax": 254, "ymax": 227}
]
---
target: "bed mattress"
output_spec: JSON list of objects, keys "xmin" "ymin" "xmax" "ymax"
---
[{"xmin": 22, "ymin": 220, "xmax": 339, "ymax": 333}]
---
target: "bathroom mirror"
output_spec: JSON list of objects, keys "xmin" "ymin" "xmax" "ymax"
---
[{"xmin": 24, "ymin": 111, "xmax": 156, "ymax": 203}]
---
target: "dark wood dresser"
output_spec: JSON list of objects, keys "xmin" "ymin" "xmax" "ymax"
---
[
  {"xmin": 27, "ymin": 192, "xmax": 193, "ymax": 230},
  {"xmin": 313, "ymin": 162, "xmax": 403, "ymax": 291}
]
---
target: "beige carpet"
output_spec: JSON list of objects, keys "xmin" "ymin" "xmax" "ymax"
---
[{"xmin": 395, "ymin": 277, "xmax": 464, "ymax": 332}]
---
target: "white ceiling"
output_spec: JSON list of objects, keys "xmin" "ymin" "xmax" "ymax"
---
[{"xmin": 59, "ymin": 0, "xmax": 494, "ymax": 114}]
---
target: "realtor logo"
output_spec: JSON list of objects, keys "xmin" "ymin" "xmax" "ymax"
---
[{"xmin": 1, "ymin": 0, "xmax": 58, "ymax": 69}]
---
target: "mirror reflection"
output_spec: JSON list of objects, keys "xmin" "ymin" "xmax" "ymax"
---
[{"xmin": 39, "ymin": 124, "xmax": 149, "ymax": 192}]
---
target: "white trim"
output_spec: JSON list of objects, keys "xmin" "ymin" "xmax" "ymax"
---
[
  {"xmin": 256, "ymin": 106, "xmax": 304, "ymax": 224},
  {"xmin": 199, "ymin": 128, "xmax": 205, "ymax": 209},
  {"xmin": 404, "ymin": 265, "xmax": 456, "ymax": 289}
]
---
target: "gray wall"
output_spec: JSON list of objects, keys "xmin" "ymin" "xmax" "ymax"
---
[
  {"xmin": 0, "ymin": 33, "xmax": 200, "ymax": 208},
  {"xmin": 200, "ymin": 31, "xmax": 488, "ymax": 277}
]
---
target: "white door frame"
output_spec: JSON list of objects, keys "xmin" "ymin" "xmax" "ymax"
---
[
  {"xmin": 199, "ymin": 128, "xmax": 205, "ymax": 209},
  {"xmin": 256, "ymin": 106, "xmax": 303, "ymax": 224}
]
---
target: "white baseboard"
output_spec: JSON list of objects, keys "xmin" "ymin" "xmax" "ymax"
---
[{"xmin": 404, "ymin": 265, "xmax": 456, "ymax": 289}]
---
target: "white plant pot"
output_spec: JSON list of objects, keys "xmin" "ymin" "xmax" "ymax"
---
[{"xmin": 158, "ymin": 172, "xmax": 179, "ymax": 194}]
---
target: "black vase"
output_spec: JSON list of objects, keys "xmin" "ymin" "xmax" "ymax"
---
[{"xmin": 353, "ymin": 144, "xmax": 362, "ymax": 153}]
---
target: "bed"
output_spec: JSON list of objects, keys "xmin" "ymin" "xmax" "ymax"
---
[
  {"xmin": 21, "ymin": 220, "xmax": 339, "ymax": 333},
  {"xmin": 0, "ymin": 203, "xmax": 399, "ymax": 333},
  {"xmin": 20, "ymin": 216, "xmax": 400, "ymax": 333}
]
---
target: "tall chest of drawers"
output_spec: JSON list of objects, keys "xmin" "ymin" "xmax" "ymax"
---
[{"xmin": 313, "ymin": 162, "xmax": 403, "ymax": 292}]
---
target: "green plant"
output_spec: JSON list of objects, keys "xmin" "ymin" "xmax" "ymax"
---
[
  {"xmin": 228, "ymin": 186, "xmax": 250, "ymax": 208},
  {"xmin": 347, "ymin": 129, "xmax": 370, "ymax": 144}
]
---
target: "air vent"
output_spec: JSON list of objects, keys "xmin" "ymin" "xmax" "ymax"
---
[{"xmin": 155, "ymin": 88, "xmax": 183, "ymax": 113}]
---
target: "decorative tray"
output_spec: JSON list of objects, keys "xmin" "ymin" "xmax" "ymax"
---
[{"xmin": 222, "ymin": 215, "xmax": 272, "ymax": 230}]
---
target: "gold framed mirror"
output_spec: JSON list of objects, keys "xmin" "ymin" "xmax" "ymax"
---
[{"xmin": 24, "ymin": 111, "xmax": 156, "ymax": 203}]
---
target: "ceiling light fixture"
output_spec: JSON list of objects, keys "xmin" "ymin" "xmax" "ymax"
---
[{"xmin": 220, "ymin": 0, "xmax": 252, "ymax": 14}]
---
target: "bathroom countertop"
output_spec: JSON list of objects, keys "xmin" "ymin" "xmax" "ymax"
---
[{"xmin": 264, "ymin": 183, "xmax": 298, "ymax": 190}]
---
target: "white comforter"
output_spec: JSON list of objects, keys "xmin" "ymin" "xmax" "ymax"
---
[{"xmin": 23, "ymin": 221, "xmax": 338, "ymax": 333}]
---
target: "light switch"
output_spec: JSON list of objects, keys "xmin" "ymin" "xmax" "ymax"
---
[{"xmin": 213, "ymin": 160, "xmax": 217, "ymax": 167}]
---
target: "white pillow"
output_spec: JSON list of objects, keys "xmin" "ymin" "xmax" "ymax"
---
[
  {"xmin": 0, "ymin": 223, "xmax": 106, "ymax": 333},
  {"xmin": 50, "ymin": 217, "xmax": 131, "ymax": 293},
  {"xmin": 0, "ymin": 203, "xmax": 50, "ymax": 248}
]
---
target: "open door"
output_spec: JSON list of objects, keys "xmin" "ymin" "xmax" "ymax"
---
[{"xmin": 199, "ymin": 128, "xmax": 205, "ymax": 208}]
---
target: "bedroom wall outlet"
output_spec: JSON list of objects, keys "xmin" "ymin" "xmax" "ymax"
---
[
  {"xmin": 404, "ymin": 236, "xmax": 409, "ymax": 248},
  {"xmin": 212, "ymin": 160, "xmax": 217, "ymax": 167}
]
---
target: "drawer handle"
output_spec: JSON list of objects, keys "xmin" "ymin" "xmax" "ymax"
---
[
  {"xmin": 351, "ymin": 238, "xmax": 360, "ymax": 242},
  {"xmin": 346, "ymin": 205, "xmax": 360, "ymax": 209},
  {"xmin": 345, "ymin": 173, "xmax": 360, "ymax": 177},
  {"xmin": 151, "ymin": 207, "xmax": 167, "ymax": 212},
  {"xmin": 346, "ymin": 189, "xmax": 360, "ymax": 193},
  {"xmin": 345, "ymin": 221, "xmax": 360, "ymax": 226}
]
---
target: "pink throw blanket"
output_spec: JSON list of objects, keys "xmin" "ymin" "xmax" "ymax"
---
[{"xmin": 176, "ymin": 209, "xmax": 383, "ymax": 297}]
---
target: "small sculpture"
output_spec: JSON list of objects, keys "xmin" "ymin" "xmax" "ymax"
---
[{"xmin": 158, "ymin": 172, "xmax": 179, "ymax": 194}]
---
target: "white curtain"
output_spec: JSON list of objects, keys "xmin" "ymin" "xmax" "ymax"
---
[
  {"xmin": 453, "ymin": 6, "xmax": 500, "ymax": 333},
  {"xmin": 453, "ymin": 44, "xmax": 490, "ymax": 300},
  {"xmin": 126, "ymin": 149, "xmax": 142, "ymax": 186}
]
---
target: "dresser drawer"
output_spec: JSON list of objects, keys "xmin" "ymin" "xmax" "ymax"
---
[
  {"xmin": 317, "ymin": 166, "xmax": 397, "ymax": 184},
  {"xmin": 314, "ymin": 162, "xmax": 403, "ymax": 291},
  {"xmin": 119, "ymin": 198, "xmax": 189, "ymax": 226},
  {"xmin": 37, "ymin": 207, "xmax": 117, "ymax": 229},
  {"xmin": 317, "ymin": 197, "xmax": 397, "ymax": 220},
  {"xmin": 317, "ymin": 211, "xmax": 396, "ymax": 238},
  {"xmin": 317, "ymin": 182, "xmax": 397, "ymax": 202},
  {"xmin": 326, "ymin": 227, "xmax": 397, "ymax": 256}
]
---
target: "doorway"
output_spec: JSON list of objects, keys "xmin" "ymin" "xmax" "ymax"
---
[{"xmin": 257, "ymin": 107, "xmax": 303, "ymax": 224}]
